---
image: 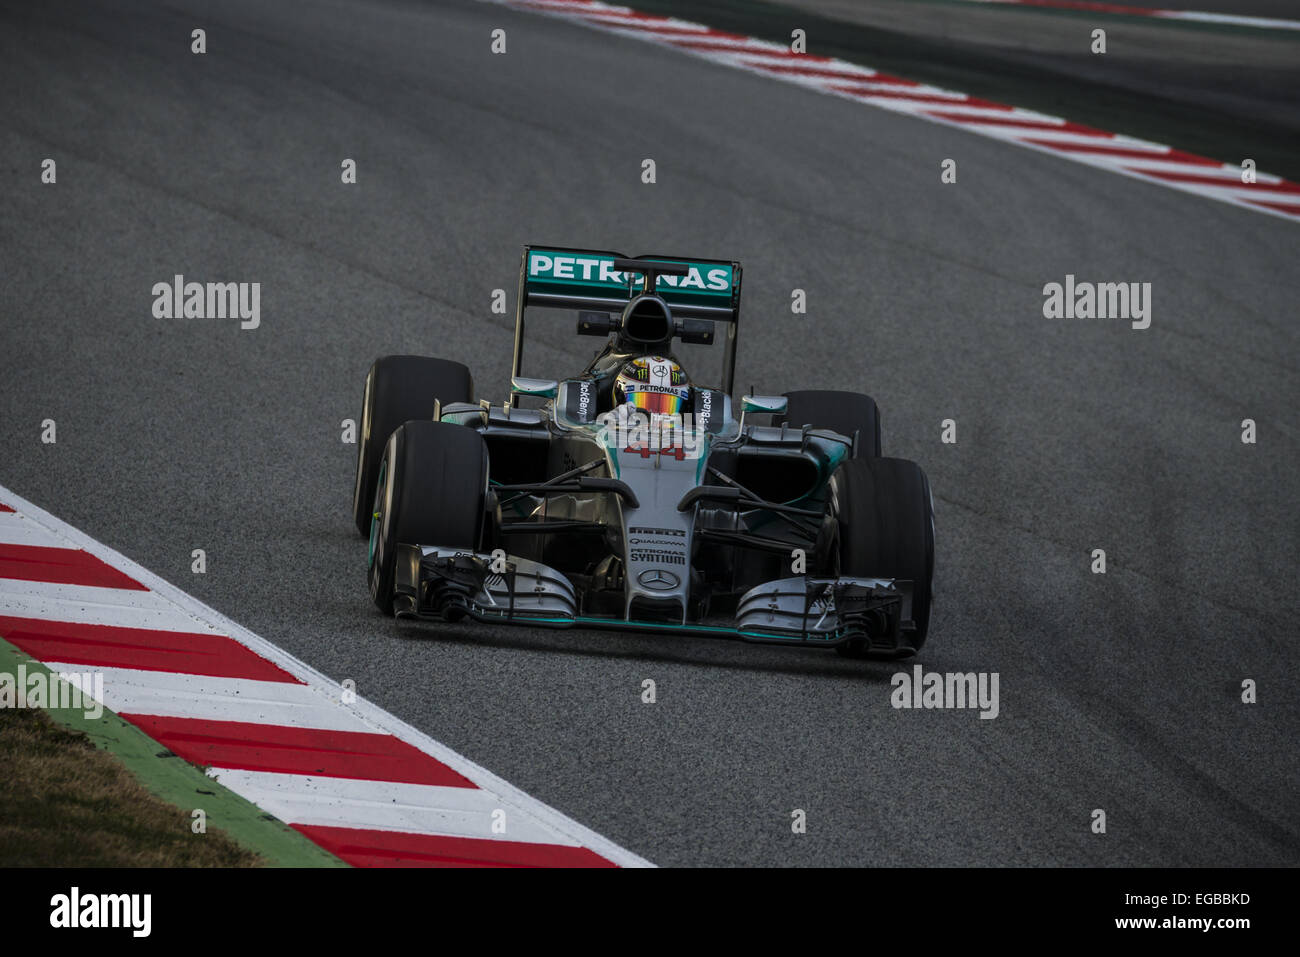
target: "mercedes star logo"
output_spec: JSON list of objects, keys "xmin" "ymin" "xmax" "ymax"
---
[{"xmin": 637, "ymin": 568, "xmax": 680, "ymax": 590}]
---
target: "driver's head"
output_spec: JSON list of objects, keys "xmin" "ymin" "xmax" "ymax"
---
[{"xmin": 613, "ymin": 356, "xmax": 690, "ymax": 416}]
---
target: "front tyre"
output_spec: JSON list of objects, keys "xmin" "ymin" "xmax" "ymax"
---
[
  {"xmin": 827, "ymin": 456, "xmax": 934, "ymax": 657},
  {"xmin": 352, "ymin": 355, "xmax": 474, "ymax": 536},
  {"xmin": 368, "ymin": 420, "xmax": 489, "ymax": 615}
]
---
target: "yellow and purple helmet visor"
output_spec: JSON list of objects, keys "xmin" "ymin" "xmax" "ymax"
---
[{"xmin": 626, "ymin": 388, "xmax": 687, "ymax": 416}]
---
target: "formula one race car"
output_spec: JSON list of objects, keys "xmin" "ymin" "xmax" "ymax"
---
[{"xmin": 352, "ymin": 246, "xmax": 935, "ymax": 658}]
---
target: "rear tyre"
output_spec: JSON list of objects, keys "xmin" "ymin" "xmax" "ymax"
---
[
  {"xmin": 368, "ymin": 420, "xmax": 489, "ymax": 615},
  {"xmin": 781, "ymin": 390, "xmax": 882, "ymax": 457},
  {"xmin": 352, "ymin": 356, "xmax": 474, "ymax": 535},
  {"xmin": 827, "ymin": 456, "xmax": 934, "ymax": 657}
]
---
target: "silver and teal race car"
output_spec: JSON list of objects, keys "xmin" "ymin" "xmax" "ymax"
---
[{"xmin": 352, "ymin": 246, "xmax": 935, "ymax": 658}]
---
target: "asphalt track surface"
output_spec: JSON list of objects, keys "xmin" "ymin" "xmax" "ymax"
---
[{"xmin": 2, "ymin": 0, "xmax": 1298, "ymax": 866}]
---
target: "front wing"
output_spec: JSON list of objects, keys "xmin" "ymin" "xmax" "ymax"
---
[{"xmin": 394, "ymin": 545, "xmax": 918, "ymax": 652}]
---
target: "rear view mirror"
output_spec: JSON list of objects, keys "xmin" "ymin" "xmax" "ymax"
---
[
  {"xmin": 511, "ymin": 376, "xmax": 559, "ymax": 400},
  {"xmin": 676, "ymin": 318, "xmax": 715, "ymax": 345},
  {"xmin": 741, "ymin": 394, "xmax": 788, "ymax": 415},
  {"xmin": 577, "ymin": 311, "xmax": 618, "ymax": 337}
]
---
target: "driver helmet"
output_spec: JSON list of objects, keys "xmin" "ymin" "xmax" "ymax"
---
[{"xmin": 613, "ymin": 356, "xmax": 691, "ymax": 417}]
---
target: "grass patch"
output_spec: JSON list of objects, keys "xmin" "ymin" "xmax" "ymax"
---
[
  {"xmin": 0, "ymin": 706, "xmax": 261, "ymax": 866},
  {"xmin": 0, "ymin": 636, "xmax": 345, "ymax": 867}
]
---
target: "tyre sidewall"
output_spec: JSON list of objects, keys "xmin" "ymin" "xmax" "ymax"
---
[
  {"xmin": 352, "ymin": 356, "xmax": 474, "ymax": 535},
  {"xmin": 369, "ymin": 421, "xmax": 490, "ymax": 614}
]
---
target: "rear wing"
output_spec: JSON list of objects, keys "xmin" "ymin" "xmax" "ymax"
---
[
  {"xmin": 511, "ymin": 245, "xmax": 744, "ymax": 395},
  {"xmin": 520, "ymin": 246, "xmax": 741, "ymax": 319}
]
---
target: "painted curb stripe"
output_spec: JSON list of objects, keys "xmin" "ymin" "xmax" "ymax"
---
[
  {"xmin": 0, "ymin": 616, "xmax": 302, "ymax": 683},
  {"xmin": 1248, "ymin": 200, "xmax": 1300, "ymax": 216},
  {"xmin": 293, "ymin": 825, "xmax": 619, "ymax": 868},
  {"xmin": 1132, "ymin": 168, "xmax": 1300, "ymax": 196},
  {"xmin": 1021, "ymin": 139, "xmax": 1219, "ymax": 164},
  {"xmin": 956, "ymin": 0, "xmax": 1300, "ymax": 31},
  {"xmin": 489, "ymin": 0, "xmax": 1300, "ymax": 224},
  {"xmin": 0, "ymin": 543, "xmax": 147, "ymax": 591},
  {"xmin": 124, "ymin": 715, "xmax": 479, "ymax": 788},
  {"xmin": 0, "ymin": 510, "xmax": 66, "ymax": 547},
  {"xmin": 0, "ymin": 491, "xmax": 651, "ymax": 868},
  {"xmin": 208, "ymin": 770, "xmax": 587, "ymax": 846},
  {"xmin": 0, "ymin": 579, "xmax": 228, "ymax": 632},
  {"xmin": 52, "ymin": 664, "xmax": 377, "ymax": 731}
]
